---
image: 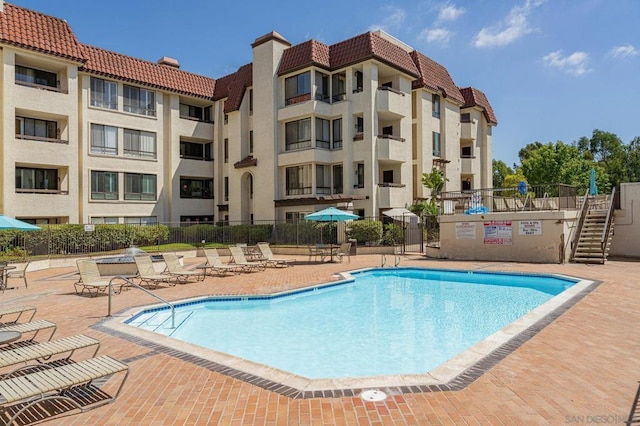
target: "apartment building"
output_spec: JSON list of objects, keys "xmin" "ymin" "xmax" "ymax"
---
[{"xmin": 0, "ymin": 2, "xmax": 496, "ymax": 224}]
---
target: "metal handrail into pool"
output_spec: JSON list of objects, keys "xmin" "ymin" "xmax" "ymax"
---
[{"xmin": 107, "ymin": 276, "xmax": 176, "ymax": 329}]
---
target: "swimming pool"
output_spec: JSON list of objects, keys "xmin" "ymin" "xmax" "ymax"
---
[{"xmin": 125, "ymin": 267, "xmax": 579, "ymax": 381}]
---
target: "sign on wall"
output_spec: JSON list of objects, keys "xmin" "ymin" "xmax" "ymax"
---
[
  {"xmin": 518, "ymin": 220, "xmax": 542, "ymax": 235},
  {"xmin": 483, "ymin": 221, "xmax": 512, "ymax": 245},
  {"xmin": 455, "ymin": 222, "xmax": 476, "ymax": 239}
]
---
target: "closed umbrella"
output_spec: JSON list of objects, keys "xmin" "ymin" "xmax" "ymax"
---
[
  {"xmin": 589, "ymin": 168, "xmax": 598, "ymax": 196},
  {"xmin": 305, "ymin": 207, "xmax": 359, "ymax": 261}
]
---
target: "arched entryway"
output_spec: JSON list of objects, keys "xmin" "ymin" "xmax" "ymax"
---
[{"xmin": 240, "ymin": 172, "xmax": 254, "ymax": 223}]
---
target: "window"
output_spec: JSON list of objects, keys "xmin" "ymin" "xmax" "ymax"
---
[
  {"xmin": 124, "ymin": 129, "xmax": 157, "ymax": 159},
  {"xmin": 249, "ymin": 89, "xmax": 253, "ymax": 114},
  {"xmin": 285, "ymin": 71, "xmax": 311, "ymax": 105},
  {"xmin": 332, "ymin": 72, "xmax": 346, "ymax": 102},
  {"xmin": 333, "ymin": 164, "xmax": 343, "ymax": 194},
  {"xmin": 124, "ymin": 216, "xmax": 157, "ymax": 225},
  {"xmin": 90, "ymin": 124, "xmax": 118, "ymax": 155},
  {"xmin": 315, "ymin": 118, "xmax": 330, "ymax": 149},
  {"xmin": 180, "ymin": 215, "xmax": 213, "ymax": 223},
  {"xmin": 356, "ymin": 117, "xmax": 364, "ymax": 133},
  {"xmin": 461, "ymin": 146, "xmax": 473, "ymax": 158},
  {"xmin": 180, "ymin": 140, "xmax": 213, "ymax": 161},
  {"xmin": 90, "ymin": 217, "xmax": 119, "ymax": 224},
  {"xmin": 332, "ymin": 118, "xmax": 342, "ymax": 149},
  {"xmin": 90, "ymin": 77, "xmax": 117, "ymax": 109},
  {"xmin": 286, "ymin": 166, "xmax": 311, "ymax": 195},
  {"xmin": 249, "ymin": 131, "xmax": 254, "ymax": 154},
  {"xmin": 315, "ymin": 71, "xmax": 329, "ymax": 102},
  {"xmin": 91, "ymin": 171, "xmax": 118, "ymax": 200},
  {"xmin": 462, "ymin": 177, "xmax": 472, "ymax": 191},
  {"xmin": 356, "ymin": 163, "xmax": 365, "ymax": 188},
  {"xmin": 224, "ymin": 138, "xmax": 229, "ymax": 163},
  {"xmin": 15, "ymin": 65, "xmax": 57, "ymax": 89},
  {"xmin": 124, "ymin": 173, "xmax": 156, "ymax": 200},
  {"xmin": 461, "ymin": 113, "xmax": 471, "ymax": 123},
  {"xmin": 382, "ymin": 170, "xmax": 394, "ymax": 184},
  {"xmin": 15, "ymin": 167, "xmax": 58, "ymax": 192},
  {"xmin": 16, "ymin": 117, "xmax": 58, "ymax": 140},
  {"xmin": 316, "ymin": 165, "xmax": 331, "ymax": 194},
  {"xmin": 224, "ymin": 114, "xmax": 228, "ymax": 124},
  {"xmin": 432, "ymin": 131, "xmax": 441, "ymax": 157},
  {"xmin": 180, "ymin": 178, "xmax": 213, "ymax": 199},
  {"xmin": 353, "ymin": 71, "xmax": 363, "ymax": 93},
  {"xmin": 285, "ymin": 118, "xmax": 311, "ymax": 150},
  {"xmin": 179, "ymin": 104, "xmax": 212, "ymax": 122},
  {"xmin": 285, "ymin": 212, "xmax": 310, "ymax": 223},
  {"xmin": 224, "ymin": 177, "xmax": 229, "ymax": 201},
  {"xmin": 123, "ymin": 85, "xmax": 155, "ymax": 116},
  {"xmin": 432, "ymin": 94, "xmax": 441, "ymax": 118},
  {"xmin": 382, "ymin": 126, "xmax": 393, "ymax": 137}
]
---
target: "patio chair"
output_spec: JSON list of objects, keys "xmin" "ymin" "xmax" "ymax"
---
[
  {"xmin": 162, "ymin": 253, "xmax": 205, "ymax": 283},
  {"xmin": 198, "ymin": 248, "xmax": 242, "ymax": 276},
  {"xmin": 0, "ymin": 355, "xmax": 129, "ymax": 425},
  {"xmin": 0, "ymin": 306, "xmax": 36, "ymax": 325},
  {"xmin": 75, "ymin": 260, "xmax": 115, "ymax": 297},
  {"xmin": 0, "ymin": 319, "xmax": 57, "ymax": 343},
  {"xmin": 5, "ymin": 261, "xmax": 30, "ymax": 289},
  {"xmin": 307, "ymin": 245, "xmax": 323, "ymax": 263},
  {"xmin": 256, "ymin": 243, "xmax": 294, "ymax": 268},
  {"xmin": 335, "ymin": 243, "xmax": 352, "ymax": 263},
  {"xmin": 0, "ymin": 334, "xmax": 100, "ymax": 379},
  {"xmin": 134, "ymin": 255, "xmax": 175, "ymax": 288},
  {"xmin": 228, "ymin": 246, "xmax": 266, "ymax": 272}
]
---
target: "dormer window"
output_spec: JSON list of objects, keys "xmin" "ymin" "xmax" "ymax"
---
[{"xmin": 432, "ymin": 94, "xmax": 441, "ymax": 118}]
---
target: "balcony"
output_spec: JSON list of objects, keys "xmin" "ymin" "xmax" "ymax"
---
[
  {"xmin": 377, "ymin": 135, "xmax": 407, "ymax": 163},
  {"xmin": 376, "ymin": 86, "xmax": 406, "ymax": 118},
  {"xmin": 461, "ymin": 156, "xmax": 478, "ymax": 175},
  {"xmin": 461, "ymin": 119, "xmax": 477, "ymax": 141},
  {"xmin": 377, "ymin": 183, "xmax": 407, "ymax": 209}
]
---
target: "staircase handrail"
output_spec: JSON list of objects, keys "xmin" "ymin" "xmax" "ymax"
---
[
  {"xmin": 600, "ymin": 187, "xmax": 616, "ymax": 258},
  {"xmin": 569, "ymin": 189, "xmax": 590, "ymax": 261}
]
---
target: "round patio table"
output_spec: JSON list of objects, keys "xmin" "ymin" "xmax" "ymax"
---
[{"xmin": 0, "ymin": 330, "xmax": 22, "ymax": 345}]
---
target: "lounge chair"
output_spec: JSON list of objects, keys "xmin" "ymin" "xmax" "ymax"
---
[
  {"xmin": 0, "ymin": 306, "xmax": 36, "ymax": 325},
  {"xmin": 335, "ymin": 243, "xmax": 352, "ymax": 263},
  {"xmin": 162, "ymin": 253, "xmax": 205, "ymax": 283},
  {"xmin": 4, "ymin": 262, "xmax": 30, "ymax": 289},
  {"xmin": 0, "ymin": 355, "xmax": 128, "ymax": 425},
  {"xmin": 504, "ymin": 197, "xmax": 524, "ymax": 211},
  {"xmin": 228, "ymin": 246, "xmax": 266, "ymax": 272},
  {"xmin": 0, "ymin": 334, "xmax": 100, "ymax": 379},
  {"xmin": 256, "ymin": 243, "xmax": 294, "ymax": 268},
  {"xmin": 493, "ymin": 197, "xmax": 508, "ymax": 212},
  {"xmin": 134, "ymin": 255, "xmax": 175, "ymax": 288},
  {"xmin": 197, "ymin": 248, "xmax": 242, "ymax": 276},
  {"xmin": 0, "ymin": 319, "xmax": 57, "ymax": 343},
  {"xmin": 75, "ymin": 260, "xmax": 116, "ymax": 297}
]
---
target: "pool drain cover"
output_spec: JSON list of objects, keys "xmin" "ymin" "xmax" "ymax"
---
[{"xmin": 361, "ymin": 390, "xmax": 387, "ymax": 402}]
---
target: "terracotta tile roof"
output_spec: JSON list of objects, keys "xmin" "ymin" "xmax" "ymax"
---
[
  {"xmin": 460, "ymin": 87, "xmax": 498, "ymax": 125},
  {"xmin": 80, "ymin": 44, "xmax": 216, "ymax": 99},
  {"xmin": 212, "ymin": 72, "xmax": 236, "ymax": 101},
  {"xmin": 278, "ymin": 32, "xmax": 419, "ymax": 78},
  {"xmin": 223, "ymin": 63, "xmax": 253, "ymax": 113},
  {"xmin": 410, "ymin": 51, "xmax": 464, "ymax": 104},
  {"xmin": 277, "ymin": 40, "xmax": 330, "ymax": 75},
  {"xmin": 0, "ymin": 3, "xmax": 84, "ymax": 62}
]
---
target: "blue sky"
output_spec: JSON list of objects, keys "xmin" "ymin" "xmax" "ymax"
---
[{"xmin": 11, "ymin": 0, "xmax": 640, "ymax": 167}]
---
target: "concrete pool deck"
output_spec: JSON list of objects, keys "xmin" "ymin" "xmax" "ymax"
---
[{"xmin": 1, "ymin": 254, "xmax": 638, "ymax": 424}]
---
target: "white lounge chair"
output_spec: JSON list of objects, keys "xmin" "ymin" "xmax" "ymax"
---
[
  {"xmin": 0, "ymin": 306, "xmax": 36, "ymax": 325},
  {"xmin": 75, "ymin": 260, "xmax": 113, "ymax": 297},
  {"xmin": 134, "ymin": 255, "xmax": 175, "ymax": 288},
  {"xmin": 162, "ymin": 253, "xmax": 205, "ymax": 283},
  {"xmin": 228, "ymin": 246, "xmax": 266, "ymax": 272},
  {"xmin": 256, "ymin": 243, "xmax": 294, "ymax": 268},
  {"xmin": 198, "ymin": 248, "xmax": 242, "ymax": 276},
  {"xmin": 0, "ymin": 319, "xmax": 57, "ymax": 343}
]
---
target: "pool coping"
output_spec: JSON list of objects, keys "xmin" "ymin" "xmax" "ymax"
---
[{"xmin": 94, "ymin": 267, "xmax": 600, "ymax": 399}]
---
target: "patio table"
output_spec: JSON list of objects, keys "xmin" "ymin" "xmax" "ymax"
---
[{"xmin": 0, "ymin": 265, "xmax": 16, "ymax": 291}]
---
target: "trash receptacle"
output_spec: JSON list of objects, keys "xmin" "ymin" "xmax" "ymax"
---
[{"xmin": 348, "ymin": 239, "xmax": 357, "ymax": 256}]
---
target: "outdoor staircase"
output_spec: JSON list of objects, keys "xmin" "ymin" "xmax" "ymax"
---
[{"xmin": 572, "ymin": 209, "xmax": 613, "ymax": 264}]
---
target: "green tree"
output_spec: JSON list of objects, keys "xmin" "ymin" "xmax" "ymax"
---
[
  {"xmin": 492, "ymin": 159, "xmax": 513, "ymax": 188},
  {"xmin": 421, "ymin": 167, "xmax": 449, "ymax": 196},
  {"xmin": 502, "ymin": 168, "xmax": 529, "ymax": 197},
  {"xmin": 624, "ymin": 136, "xmax": 640, "ymax": 183},
  {"xmin": 576, "ymin": 129, "xmax": 627, "ymax": 188}
]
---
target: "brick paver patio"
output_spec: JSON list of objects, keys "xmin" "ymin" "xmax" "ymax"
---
[{"xmin": 1, "ymin": 253, "xmax": 637, "ymax": 425}]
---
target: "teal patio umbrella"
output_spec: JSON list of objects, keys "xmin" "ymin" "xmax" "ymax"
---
[
  {"xmin": 305, "ymin": 207, "xmax": 359, "ymax": 257},
  {"xmin": 0, "ymin": 216, "xmax": 41, "ymax": 231},
  {"xmin": 589, "ymin": 168, "xmax": 598, "ymax": 196}
]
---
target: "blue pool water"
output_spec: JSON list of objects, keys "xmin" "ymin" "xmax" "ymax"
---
[{"xmin": 127, "ymin": 268, "xmax": 576, "ymax": 379}]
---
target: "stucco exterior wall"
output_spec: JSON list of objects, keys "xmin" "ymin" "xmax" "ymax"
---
[
  {"xmin": 610, "ymin": 182, "xmax": 640, "ymax": 258},
  {"xmin": 438, "ymin": 211, "xmax": 578, "ymax": 263}
]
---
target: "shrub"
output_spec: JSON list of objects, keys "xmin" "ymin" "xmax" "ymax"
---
[
  {"xmin": 346, "ymin": 221, "xmax": 382, "ymax": 244},
  {"xmin": 381, "ymin": 223, "xmax": 403, "ymax": 246}
]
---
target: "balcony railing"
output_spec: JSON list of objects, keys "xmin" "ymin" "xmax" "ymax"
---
[
  {"xmin": 286, "ymin": 186, "xmax": 312, "ymax": 196},
  {"xmin": 16, "ymin": 188, "xmax": 69, "ymax": 195},
  {"xmin": 377, "ymin": 86, "xmax": 405, "ymax": 96},
  {"xmin": 16, "ymin": 135, "xmax": 69, "ymax": 144},
  {"xmin": 15, "ymin": 80, "xmax": 67, "ymax": 94},
  {"xmin": 285, "ymin": 93, "xmax": 311, "ymax": 106},
  {"xmin": 377, "ymin": 134, "xmax": 405, "ymax": 142}
]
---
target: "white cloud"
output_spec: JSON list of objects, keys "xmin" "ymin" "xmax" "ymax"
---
[
  {"xmin": 543, "ymin": 50, "xmax": 590, "ymax": 76},
  {"xmin": 419, "ymin": 28, "xmax": 454, "ymax": 45},
  {"xmin": 472, "ymin": 0, "xmax": 545, "ymax": 48},
  {"xmin": 368, "ymin": 6, "xmax": 407, "ymax": 33},
  {"xmin": 609, "ymin": 44, "xmax": 638, "ymax": 59},
  {"xmin": 437, "ymin": 4, "xmax": 465, "ymax": 22}
]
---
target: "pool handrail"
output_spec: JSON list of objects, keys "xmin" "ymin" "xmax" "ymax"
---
[{"xmin": 107, "ymin": 276, "xmax": 175, "ymax": 328}]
